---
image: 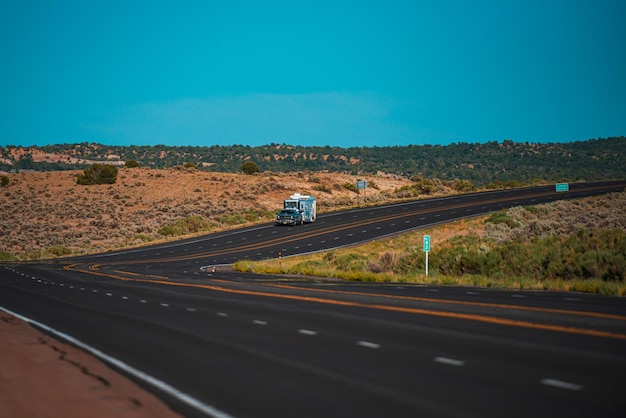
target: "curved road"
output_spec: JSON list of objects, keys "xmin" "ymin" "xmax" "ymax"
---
[{"xmin": 2, "ymin": 181, "xmax": 626, "ymax": 418}]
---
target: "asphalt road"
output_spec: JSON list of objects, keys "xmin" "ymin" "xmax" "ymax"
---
[{"xmin": 2, "ymin": 181, "xmax": 626, "ymax": 418}]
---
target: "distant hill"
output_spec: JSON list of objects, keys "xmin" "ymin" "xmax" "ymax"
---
[{"xmin": 1, "ymin": 137, "xmax": 624, "ymax": 186}]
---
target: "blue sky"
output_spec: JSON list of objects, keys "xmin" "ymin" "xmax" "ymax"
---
[{"xmin": 1, "ymin": 0, "xmax": 624, "ymax": 148}]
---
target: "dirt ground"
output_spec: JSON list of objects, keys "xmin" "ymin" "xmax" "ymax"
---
[
  {"xmin": 1, "ymin": 168, "xmax": 414, "ymax": 257},
  {"xmin": 0, "ymin": 311, "xmax": 182, "ymax": 418}
]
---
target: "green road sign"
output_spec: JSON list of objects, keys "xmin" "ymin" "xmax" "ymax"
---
[
  {"xmin": 423, "ymin": 235, "xmax": 431, "ymax": 252},
  {"xmin": 556, "ymin": 183, "xmax": 569, "ymax": 192}
]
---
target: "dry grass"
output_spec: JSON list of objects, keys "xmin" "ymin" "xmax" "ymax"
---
[{"xmin": 0, "ymin": 168, "xmax": 414, "ymax": 258}]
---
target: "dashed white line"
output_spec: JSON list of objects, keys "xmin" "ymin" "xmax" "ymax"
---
[
  {"xmin": 434, "ymin": 356, "xmax": 465, "ymax": 367},
  {"xmin": 357, "ymin": 341, "xmax": 381, "ymax": 349},
  {"xmin": 253, "ymin": 320, "xmax": 268, "ymax": 326},
  {"xmin": 217, "ymin": 312, "xmax": 228, "ymax": 317},
  {"xmin": 540, "ymin": 378, "xmax": 583, "ymax": 391},
  {"xmin": 511, "ymin": 294, "xmax": 526, "ymax": 298},
  {"xmin": 160, "ymin": 303, "xmax": 170, "ymax": 307},
  {"xmin": 186, "ymin": 308, "xmax": 197, "ymax": 312},
  {"xmin": 298, "ymin": 329, "xmax": 318, "ymax": 336}
]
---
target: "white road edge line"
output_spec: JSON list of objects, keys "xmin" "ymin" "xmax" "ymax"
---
[
  {"xmin": 0, "ymin": 305, "xmax": 236, "ymax": 418},
  {"xmin": 434, "ymin": 356, "xmax": 465, "ymax": 367},
  {"xmin": 540, "ymin": 378, "xmax": 583, "ymax": 391}
]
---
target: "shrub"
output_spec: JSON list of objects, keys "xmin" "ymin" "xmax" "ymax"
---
[
  {"xmin": 342, "ymin": 182, "xmax": 358, "ymax": 193},
  {"xmin": 77, "ymin": 164, "xmax": 118, "ymax": 185},
  {"xmin": 158, "ymin": 216, "xmax": 213, "ymax": 236},
  {"xmin": 241, "ymin": 161, "xmax": 260, "ymax": 175},
  {"xmin": 0, "ymin": 175, "xmax": 9, "ymax": 187},
  {"xmin": 0, "ymin": 251, "xmax": 17, "ymax": 261},
  {"xmin": 48, "ymin": 245, "xmax": 72, "ymax": 256},
  {"xmin": 485, "ymin": 211, "xmax": 519, "ymax": 228},
  {"xmin": 125, "ymin": 160, "xmax": 140, "ymax": 168}
]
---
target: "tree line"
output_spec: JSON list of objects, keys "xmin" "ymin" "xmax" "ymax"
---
[{"xmin": 1, "ymin": 137, "xmax": 624, "ymax": 186}]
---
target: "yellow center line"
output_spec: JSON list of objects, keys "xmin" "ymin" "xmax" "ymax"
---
[
  {"xmin": 229, "ymin": 280, "xmax": 626, "ymax": 322},
  {"xmin": 64, "ymin": 264, "xmax": 626, "ymax": 341},
  {"xmin": 99, "ymin": 185, "xmax": 611, "ymax": 266}
]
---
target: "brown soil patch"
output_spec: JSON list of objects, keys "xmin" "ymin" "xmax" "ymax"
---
[{"xmin": 0, "ymin": 311, "xmax": 182, "ymax": 418}]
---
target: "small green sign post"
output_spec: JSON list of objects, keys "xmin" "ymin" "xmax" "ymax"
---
[
  {"xmin": 556, "ymin": 183, "xmax": 569, "ymax": 192},
  {"xmin": 424, "ymin": 235, "xmax": 431, "ymax": 276}
]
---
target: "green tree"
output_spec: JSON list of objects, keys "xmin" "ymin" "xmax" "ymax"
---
[
  {"xmin": 241, "ymin": 161, "xmax": 260, "ymax": 175},
  {"xmin": 77, "ymin": 164, "xmax": 119, "ymax": 185},
  {"xmin": 125, "ymin": 160, "xmax": 140, "ymax": 168}
]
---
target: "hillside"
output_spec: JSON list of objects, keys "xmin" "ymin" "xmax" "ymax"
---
[
  {"xmin": 0, "ymin": 168, "xmax": 414, "ymax": 259},
  {"xmin": 2, "ymin": 137, "xmax": 625, "ymax": 186}
]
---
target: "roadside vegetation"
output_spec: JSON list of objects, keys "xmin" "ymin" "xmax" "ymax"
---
[{"xmin": 234, "ymin": 191, "xmax": 626, "ymax": 295}]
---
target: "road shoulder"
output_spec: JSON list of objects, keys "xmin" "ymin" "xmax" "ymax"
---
[{"xmin": 0, "ymin": 311, "xmax": 182, "ymax": 418}]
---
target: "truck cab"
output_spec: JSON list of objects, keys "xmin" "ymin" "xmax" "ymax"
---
[{"xmin": 276, "ymin": 208, "xmax": 303, "ymax": 226}]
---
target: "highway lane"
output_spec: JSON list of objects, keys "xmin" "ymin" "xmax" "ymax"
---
[
  {"xmin": 2, "ymin": 180, "xmax": 626, "ymax": 417},
  {"xmin": 71, "ymin": 180, "xmax": 626, "ymax": 268},
  {"xmin": 2, "ymin": 263, "xmax": 626, "ymax": 417}
]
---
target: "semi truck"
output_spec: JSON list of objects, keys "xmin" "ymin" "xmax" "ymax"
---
[{"xmin": 276, "ymin": 193, "xmax": 316, "ymax": 225}]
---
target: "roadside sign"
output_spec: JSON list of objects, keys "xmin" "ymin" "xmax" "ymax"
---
[
  {"xmin": 423, "ymin": 235, "xmax": 431, "ymax": 252},
  {"xmin": 356, "ymin": 180, "xmax": 368, "ymax": 189},
  {"xmin": 556, "ymin": 183, "xmax": 569, "ymax": 192}
]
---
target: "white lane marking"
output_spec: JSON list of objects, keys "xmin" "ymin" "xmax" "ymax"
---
[
  {"xmin": 428, "ymin": 289, "xmax": 440, "ymax": 292},
  {"xmin": 106, "ymin": 292, "xmax": 113, "ymax": 296},
  {"xmin": 253, "ymin": 320, "xmax": 268, "ymax": 326},
  {"xmin": 298, "ymin": 329, "xmax": 318, "ymax": 336},
  {"xmin": 160, "ymin": 303, "xmax": 169, "ymax": 307},
  {"xmin": 0, "ymin": 306, "xmax": 236, "ymax": 418},
  {"xmin": 511, "ymin": 294, "xmax": 526, "ymax": 298},
  {"xmin": 466, "ymin": 291, "xmax": 479, "ymax": 295},
  {"xmin": 140, "ymin": 299, "xmax": 147, "ymax": 303},
  {"xmin": 122, "ymin": 296, "xmax": 129, "ymax": 300},
  {"xmin": 357, "ymin": 341, "xmax": 381, "ymax": 349},
  {"xmin": 434, "ymin": 356, "xmax": 465, "ymax": 367},
  {"xmin": 540, "ymin": 378, "xmax": 583, "ymax": 391},
  {"xmin": 217, "ymin": 312, "xmax": 228, "ymax": 317},
  {"xmin": 186, "ymin": 308, "xmax": 197, "ymax": 312}
]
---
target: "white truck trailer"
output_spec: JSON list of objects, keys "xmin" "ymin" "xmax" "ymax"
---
[{"xmin": 276, "ymin": 193, "xmax": 316, "ymax": 225}]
